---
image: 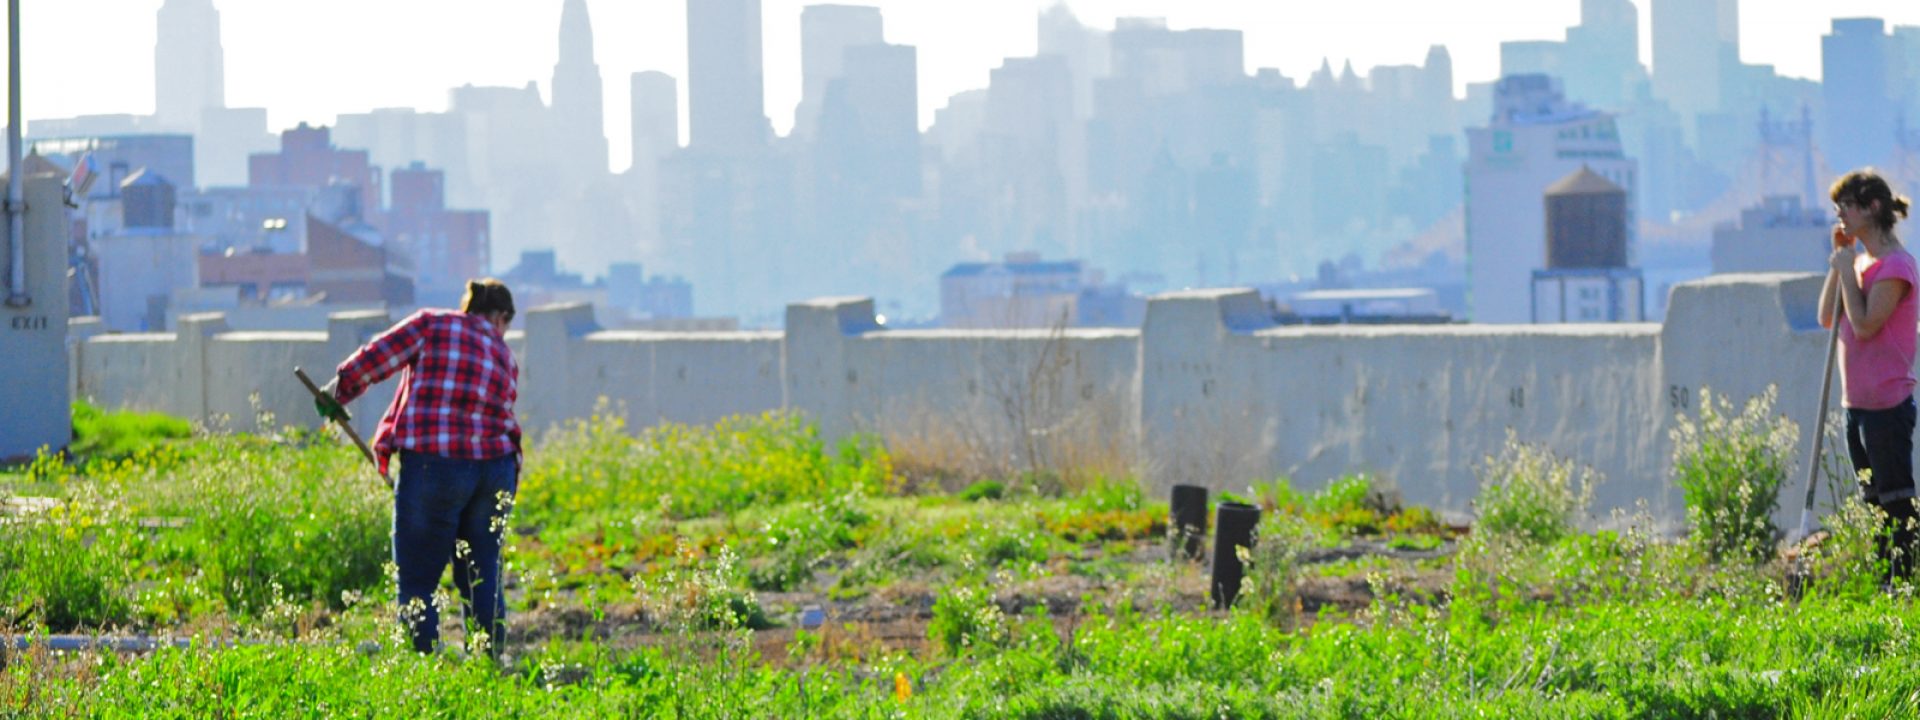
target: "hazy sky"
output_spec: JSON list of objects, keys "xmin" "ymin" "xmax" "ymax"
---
[{"xmin": 6, "ymin": 0, "xmax": 1920, "ymax": 173}]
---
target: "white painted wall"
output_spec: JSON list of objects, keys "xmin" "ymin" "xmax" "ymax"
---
[{"xmin": 67, "ymin": 273, "xmax": 1860, "ymax": 522}]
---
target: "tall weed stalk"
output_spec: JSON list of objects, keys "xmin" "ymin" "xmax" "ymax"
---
[{"xmin": 1671, "ymin": 385, "xmax": 1797, "ymax": 563}]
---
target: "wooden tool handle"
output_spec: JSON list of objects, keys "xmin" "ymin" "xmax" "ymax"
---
[{"xmin": 294, "ymin": 367, "xmax": 394, "ymax": 488}]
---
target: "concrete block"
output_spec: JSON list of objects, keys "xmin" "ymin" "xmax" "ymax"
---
[
  {"xmin": 173, "ymin": 312, "xmax": 230, "ymax": 422},
  {"xmin": 322, "ymin": 310, "xmax": 397, "ymax": 438},
  {"xmin": 520, "ymin": 303, "xmax": 600, "ymax": 435},
  {"xmin": 785, "ymin": 297, "xmax": 882, "ymax": 439}
]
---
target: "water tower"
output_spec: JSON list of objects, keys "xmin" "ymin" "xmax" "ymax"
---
[{"xmin": 1531, "ymin": 166, "xmax": 1644, "ymax": 322}]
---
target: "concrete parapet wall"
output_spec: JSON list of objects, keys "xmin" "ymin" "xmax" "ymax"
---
[{"xmin": 67, "ymin": 273, "xmax": 1856, "ymax": 520}]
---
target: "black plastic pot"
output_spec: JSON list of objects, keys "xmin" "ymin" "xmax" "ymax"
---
[
  {"xmin": 1210, "ymin": 502, "xmax": 1261, "ymax": 609},
  {"xmin": 1170, "ymin": 484, "xmax": 1209, "ymax": 562}
]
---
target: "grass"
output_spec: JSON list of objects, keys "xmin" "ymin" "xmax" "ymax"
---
[
  {"xmin": 3, "ymin": 401, "xmax": 1917, "ymax": 717},
  {"xmin": 68, "ymin": 400, "xmax": 193, "ymax": 464}
]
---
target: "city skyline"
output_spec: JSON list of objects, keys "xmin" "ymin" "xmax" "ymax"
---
[{"xmin": 6, "ymin": 0, "xmax": 1919, "ymax": 174}]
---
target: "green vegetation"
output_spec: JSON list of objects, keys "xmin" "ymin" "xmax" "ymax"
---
[
  {"xmin": 1672, "ymin": 385, "xmax": 1798, "ymax": 563},
  {"xmin": 67, "ymin": 400, "xmax": 194, "ymax": 464},
  {"xmin": 1474, "ymin": 430, "xmax": 1598, "ymax": 546},
  {"xmin": 4, "ymin": 396, "xmax": 1916, "ymax": 717}
]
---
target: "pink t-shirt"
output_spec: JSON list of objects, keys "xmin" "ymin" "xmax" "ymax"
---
[{"xmin": 1841, "ymin": 247, "xmax": 1920, "ymax": 410}]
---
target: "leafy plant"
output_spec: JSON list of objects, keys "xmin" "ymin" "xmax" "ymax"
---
[
  {"xmin": 1474, "ymin": 430, "xmax": 1598, "ymax": 546},
  {"xmin": 1236, "ymin": 514, "xmax": 1314, "ymax": 627},
  {"xmin": 1671, "ymin": 385, "xmax": 1797, "ymax": 563},
  {"xmin": 927, "ymin": 574, "xmax": 1006, "ymax": 656}
]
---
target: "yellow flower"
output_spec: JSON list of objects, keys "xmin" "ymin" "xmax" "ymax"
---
[{"xmin": 894, "ymin": 672, "xmax": 911, "ymax": 702}]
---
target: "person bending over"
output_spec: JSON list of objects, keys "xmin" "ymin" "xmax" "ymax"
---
[{"xmin": 317, "ymin": 279, "xmax": 522, "ymax": 655}]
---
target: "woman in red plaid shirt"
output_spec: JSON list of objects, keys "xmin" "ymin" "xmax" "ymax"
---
[{"xmin": 316, "ymin": 279, "xmax": 521, "ymax": 657}]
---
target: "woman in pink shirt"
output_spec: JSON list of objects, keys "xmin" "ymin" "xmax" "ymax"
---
[{"xmin": 1820, "ymin": 169, "xmax": 1916, "ymax": 583}]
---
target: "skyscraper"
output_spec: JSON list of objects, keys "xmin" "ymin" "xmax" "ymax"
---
[
  {"xmin": 631, "ymin": 72, "xmax": 680, "ymax": 174},
  {"xmin": 1651, "ymin": 0, "xmax": 1738, "ymax": 126},
  {"xmin": 1038, "ymin": 2, "xmax": 1110, "ymax": 121},
  {"xmin": 552, "ymin": 0, "xmax": 610, "ymax": 173},
  {"xmin": 1824, "ymin": 18, "xmax": 1896, "ymax": 174},
  {"xmin": 628, "ymin": 72, "xmax": 679, "ymax": 257},
  {"xmin": 154, "ymin": 0, "xmax": 226, "ymax": 129},
  {"xmin": 688, "ymin": 0, "xmax": 771, "ymax": 152},
  {"xmin": 1564, "ymin": 0, "xmax": 1640, "ymax": 108},
  {"xmin": 818, "ymin": 44, "xmax": 920, "ymax": 197},
  {"xmin": 796, "ymin": 5, "xmax": 884, "ymax": 139}
]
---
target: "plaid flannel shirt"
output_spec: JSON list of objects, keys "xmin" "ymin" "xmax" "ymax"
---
[{"xmin": 334, "ymin": 309, "xmax": 521, "ymax": 474}]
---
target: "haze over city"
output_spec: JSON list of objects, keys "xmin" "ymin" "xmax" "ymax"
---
[
  {"xmin": 6, "ymin": 0, "xmax": 1920, "ymax": 330},
  {"xmin": 10, "ymin": 1, "xmax": 1919, "ymax": 173}
]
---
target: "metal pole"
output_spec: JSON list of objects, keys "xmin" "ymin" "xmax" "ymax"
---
[
  {"xmin": 5, "ymin": 0, "xmax": 27, "ymax": 308},
  {"xmin": 1794, "ymin": 284, "xmax": 1845, "ymax": 543}
]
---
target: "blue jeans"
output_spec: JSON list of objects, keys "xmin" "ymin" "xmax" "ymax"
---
[
  {"xmin": 393, "ymin": 451, "xmax": 519, "ymax": 655},
  {"xmin": 1847, "ymin": 395, "xmax": 1917, "ymax": 582}
]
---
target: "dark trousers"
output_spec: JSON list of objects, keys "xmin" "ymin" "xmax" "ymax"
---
[
  {"xmin": 393, "ymin": 451, "xmax": 519, "ymax": 654},
  {"xmin": 1846, "ymin": 396, "xmax": 1917, "ymax": 582}
]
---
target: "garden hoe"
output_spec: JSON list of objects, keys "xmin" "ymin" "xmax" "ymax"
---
[
  {"xmin": 1789, "ymin": 286, "xmax": 1844, "ymax": 548},
  {"xmin": 294, "ymin": 367, "xmax": 394, "ymax": 489}
]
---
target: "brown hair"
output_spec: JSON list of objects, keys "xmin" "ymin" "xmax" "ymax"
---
[
  {"xmin": 1829, "ymin": 169, "xmax": 1912, "ymax": 233},
  {"xmin": 461, "ymin": 278, "xmax": 515, "ymax": 322}
]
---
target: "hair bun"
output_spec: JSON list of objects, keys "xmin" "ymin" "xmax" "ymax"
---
[{"xmin": 1896, "ymin": 195, "xmax": 1912, "ymax": 219}]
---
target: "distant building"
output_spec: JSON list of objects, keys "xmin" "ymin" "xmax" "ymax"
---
[
  {"xmin": 977, "ymin": 55, "xmax": 1076, "ymax": 259},
  {"xmin": 305, "ymin": 214, "xmax": 413, "ymax": 306},
  {"xmin": 1562, "ymin": 0, "xmax": 1640, "ymax": 109},
  {"xmin": 551, "ymin": 0, "xmax": 609, "ymax": 173},
  {"xmin": 1108, "ymin": 19, "xmax": 1243, "ymax": 97},
  {"xmin": 249, "ymin": 124, "xmax": 381, "ymax": 226},
  {"xmin": 819, "ymin": 43, "xmax": 920, "ymax": 198},
  {"xmin": 500, "ymin": 249, "xmax": 588, "ymax": 296},
  {"xmin": 1651, "ymin": 0, "xmax": 1738, "ymax": 126},
  {"xmin": 151, "ymin": 0, "xmax": 272, "ymax": 186},
  {"xmin": 448, "ymin": 83, "xmax": 558, "ymax": 268},
  {"xmin": 629, "ymin": 72, "xmax": 679, "ymax": 175},
  {"xmin": 1530, "ymin": 167, "xmax": 1644, "ymax": 323},
  {"xmin": 942, "ymin": 253, "xmax": 1084, "ymax": 329},
  {"xmin": 387, "ymin": 163, "xmax": 490, "ymax": 307},
  {"xmin": 193, "ymin": 107, "xmax": 275, "ymax": 187},
  {"xmin": 606, "ymin": 262, "xmax": 694, "ymax": 321},
  {"xmin": 1710, "ymin": 195, "xmax": 1829, "ymax": 274},
  {"xmin": 796, "ymin": 4, "xmax": 885, "ymax": 139},
  {"xmin": 940, "ymin": 252, "xmax": 1142, "ymax": 329},
  {"xmin": 332, "ymin": 108, "xmax": 475, "ymax": 205},
  {"xmin": 1286, "ymin": 288, "xmax": 1448, "ymax": 324},
  {"xmin": 30, "ymin": 135, "xmax": 195, "ymax": 199},
  {"xmin": 153, "ymin": 0, "xmax": 225, "ymax": 130},
  {"xmin": 198, "ymin": 248, "xmax": 308, "ymax": 303},
  {"xmin": 1037, "ymin": 2, "xmax": 1111, "ymax": 122},
  {"xmin": 177, "ymin": 185, "xmax": 313, "ymax": 254},
  {"xmin": 687, "ymin": 0, "xmax": 770, "ymax": 152},
  {"xmin": 1466, "ymin": 74, "xmax": 1636, "ymax": 323},
  {"xmin": 498, "ymin": 250, "xmax": 698, "ymax": 327},
  {"xmin": 197, "ymin": 193, "xmax": 413, "ymax": 307},
  {"xmin": 93, "ymin": 170, "xmax": 201, "ymax": 331},
  {"xmin": 628, "ymin": 71, "xmax": 679, "ymax": 257},
  {"xmin": 1824, "ymin": 18, "xmax": 1897, "ymax": 173}
]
